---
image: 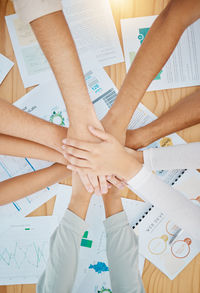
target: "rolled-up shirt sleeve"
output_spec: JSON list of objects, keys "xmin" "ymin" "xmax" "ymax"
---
[{"xmin": 13, "ymin": 0, "xmax": 62, "ymax": 23}]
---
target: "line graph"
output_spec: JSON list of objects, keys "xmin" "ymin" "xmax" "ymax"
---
[{"xmin": 0, "ymin": 241, "xmax": 48, "ymax": 269}]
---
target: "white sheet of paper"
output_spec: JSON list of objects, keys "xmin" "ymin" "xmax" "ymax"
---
[
  {"xmin": 5, "ymin": 14, "xmax": 54, "ymax": 87},
  {"xmin": 0, "ymin": 53, "xmax": 14, "ymax": 84},
  {"xmin": 0, "ymin": 216, "xmax": 58, "ymax": 285},
  {"xmin": 121, "ymin": 16, "xmax": 200, "ymax": 91},
  {"xmin": 62, "ymin": 0, "xmax": 124, "ymax": 67},
  {"xmin": 137, "ymin": 208, "xmax": 200, "ymax": 280}
]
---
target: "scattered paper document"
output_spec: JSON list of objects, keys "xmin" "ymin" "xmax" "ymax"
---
[
  {"xmin": 6, "ymin": 2, "xmax": 123, "ymax": 88},
  {"xmin": 5, "ymin": 14, "xmax": 54, "ymax": 88},
  {"xmin": 62, "ymin": 0, "xmax": 124, "ymax": 67},
  {"xmin": 127, "ymin": 103, "xmax": 200, "ymax": 279},
  {"xmin": 121, "ymin": 16, "xmax": 200, "ymax": 91},
  {"xmin": 0, "ymin": 216, "xmax": 58, "ymax": 285},
  {"xmin": 0, "ymin": 53, "xmax": 14, "ymax": 84},
  {"xmin": 13, "ymin": 74, "xmax": 110, "ymax": 128}
]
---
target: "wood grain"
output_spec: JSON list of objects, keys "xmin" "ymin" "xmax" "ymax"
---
[{"xmin": 0, "ymin": 0, "xmax": 199, "ymax": 292}]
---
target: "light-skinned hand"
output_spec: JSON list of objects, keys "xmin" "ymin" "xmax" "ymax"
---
[{"xmin": 62, "ymin": 126, "xmax": 142, "ymax": 181}]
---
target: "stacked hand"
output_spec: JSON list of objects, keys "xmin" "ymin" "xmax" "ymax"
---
[
  {"xmin": 62, "ymin": 122, "xmax": 125, "ymax": 195},
  {"xmin": 62, "ymin": 126, "xmax": 143, "ymax": 182}
]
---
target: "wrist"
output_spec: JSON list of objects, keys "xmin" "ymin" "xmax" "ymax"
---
[
  {"xmin": 123, "ymin": 154, "xmax": 143, "ymax": 181},
  {"xmin": 102, "ymin": 110, "xmax": 127, "ymax": 134},
  {"xmin": 68, "ymin": 195, "xmax": 91, "ymax": 220},
  {"xmin": 126, "ymin": 127, "xmax": 152, "ymax": 150},
  {"xmin": 137, "ymin": 151, "xmax": 144, "ymax": 164},
  {"xmin": 69, "ymin": 105, "xmax": 100, "ymax": 127},
  {"xmin": 102, "ymin": 189, "xmax": 123, "ymax": 218}
]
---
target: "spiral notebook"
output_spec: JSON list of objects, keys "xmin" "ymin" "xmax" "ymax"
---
[{"xmin": 129, "ymin": 169, "xmax": 200, "ymax": 280}]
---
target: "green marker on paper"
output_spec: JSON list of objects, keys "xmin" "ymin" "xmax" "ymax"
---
[{"xmin": 25, "ymin": 228, "xmax": 30, "ymax": 231}]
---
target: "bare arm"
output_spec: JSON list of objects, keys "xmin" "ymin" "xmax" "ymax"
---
[
  {"xmin": 31, "ymin": 11, "xmax": 102, "ymax": 135},
  {"xmin": 0, "ymin": 163, "xmax": 70, "ymax": 205},
  {"xmin": 0, "ymin": 98, "xmax": 67, "ymax": 152},
  {"xmin": 103, "ymin": 0, "xmax": 200, "ymax": 138},
  {"xmin": 31, "ymin": 12, "xmax": 108, "ymax": 194},
  {"xmin": 126, "ymin": 89, "xmax": 200, "ymax": 149},
  {"xmin": 0, "ymin": 134, "xmax": 67, "ymax": 165}
]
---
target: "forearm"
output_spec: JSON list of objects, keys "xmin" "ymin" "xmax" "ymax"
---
[
  {"xmin": 102, "ymin": 190, "xmax": 123, "ymax": 218},
  {"xmin": 0, "ymin": 134, "xmax": 67, "ymax": 165},
  {"xmin": 31, "ymin": 11, "xmax": 98, "ymax": 126},
  {"xmin": 0, "ymin": 99, "xmax": 67, "ymax": 152},
  {"xmin": 132, "ymin": 90, "xmax": 200, "ymax": 148},
  {"xmin": 107, "ymin": 0, "xmax": 200, "ymax": 131},
  {"xmin": 0, "ymin": 163, "xmax": 70, "ymax": 205}
]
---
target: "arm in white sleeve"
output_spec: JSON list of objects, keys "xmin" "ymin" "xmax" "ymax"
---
[
  {"xmin": 128, "ymin": 166, "xmax": 200, "ymax": 242},
  {"xmin": 13, "ymin": 0, "xmax": 62, "ymax": 23},
  {"xmin": 37, "ymin": 209, "xmax": 87, "ymax": 293},
  {"xmin": 144, "ymin": 142, "xmax": 200, "ymax": 171},
  {"xmin": 104, "ymin": 211, "xmax": 145, "ymax": 293}
]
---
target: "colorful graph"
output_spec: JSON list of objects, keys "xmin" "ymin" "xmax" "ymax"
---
[
  {"xmin": 49, "ymin": 111, "xmax": 65, "ymax": 126},
  {"xmin": 89, "ymin": 262, "xmax": 109, "ymax": 274}
]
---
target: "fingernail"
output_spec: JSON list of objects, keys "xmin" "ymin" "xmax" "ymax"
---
[{"xmin": 67, "ymin": 165, "xmax": 72, "ymax": 170}]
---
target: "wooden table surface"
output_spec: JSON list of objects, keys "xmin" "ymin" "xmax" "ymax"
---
[{"xmin": 0, "ymin": 0, "xmax": 200, "ymax": 292}]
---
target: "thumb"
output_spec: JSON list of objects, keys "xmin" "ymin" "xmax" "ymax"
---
[{"xmin": 88, "ymin": 125, "xmax": 109, "ymax": 141}]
